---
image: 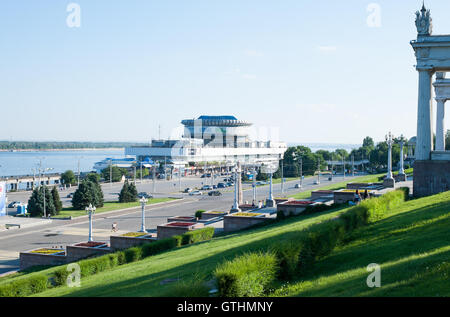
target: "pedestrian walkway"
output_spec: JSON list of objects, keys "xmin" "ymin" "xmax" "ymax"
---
[{"xmin": 0, "ymin": 216, "xmax": 52, "ymax": 231}]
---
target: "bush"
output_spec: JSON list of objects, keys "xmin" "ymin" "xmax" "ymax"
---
[
  {"xmin": 124, "ymin": 247, "xmax": 143, "ymax": 263},
  {"xmin": 181, "ymin": 227, "xmax": 215, "ymax": 245},
  {"xmin": 0, "ymin": 274, "xmax": 48, "ymax": 297},
  {"xmin": 72, "ymin": 180, "xmax": 104, "ymax": 210},
  {"xmin": 119, "ymin": 181, "xmax": 138, "ymax": 203},
  {"xmin": 195, "ymin": 210, "xmax": 206, "ymax": 219},
  {"xmin": 214, "ymin": 252, "xmax": 279, "ymax": 297},
  {"xmin": 141, "ymin": 237, "xmax": 179, "ymax": 257},
  {"xmin": 270, "ymin": 241, "xmax": 302, "ymax": 280}
]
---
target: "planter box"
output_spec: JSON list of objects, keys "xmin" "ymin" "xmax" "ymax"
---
[
  {"xmin": 274, "ymin": 197, "xmax": 294, "ymax": 205},
  {"xmin": 311, "ymin": 190, "xmax": 334, "ymax": 200},
  {"xmin": 201, "ymin": 211, "xmax": 228, "ymax": 220},
  {"xmin": 346, "ymin": 182, "xmax": 383, "ymax": 190},
  {"xmin": 238, "ymin": 204, "xmax": 256, "ymax": 211},
  {"xmin": 157, "ymin": 222, "xmax": 204, "ymax": 240},
  {"xmin": 66, "ymin": 242, "xmax": 111, "ymax": 262},
  {"xmin": 334, "ymin": 190, "xmax": 358, "ymax": 204},
  {"xmin": 223, "ymin": 213, "xmax": 269, "ymax": 232},
  {"xmin": 20, "ymin": 249, "xmax": 66, "ymax": 270},
  {"xmin": 110, "ymin": 234, "xmax": 156, "ymax": 251},
  {"xmin": 277, "ymin": 200, "xmax": 315, "ymax": 217},
  {"xmin": 167, "ymin": 216, "xmax": 197, "ymax": 223}
]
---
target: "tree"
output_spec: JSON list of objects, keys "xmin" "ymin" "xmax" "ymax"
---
[
  {"xmin": 118, "ymin": 181, "xmax": 138, "ymax": 203},
  {"xmin": 51, "ymin": 186, "xmax": 63, "ymax": 212},
  {"xmin": 86, "ymin": 173, "xmax": 100, "ymax": 184},
  {"xmin": 27, "ymin": 186, "xmax": 57, "ymax": 217},
  {"xmin": 363, "ymin": 136, "xmax": 375, "ymax": 149},
  {"xmin": 101, "ymin": 166, "xmax": 128, "ymax": 182},
  {"xmin": 61, "ymin": 170, "xmax": 76, "ymax": 186},
  {"xmin": 72, "ymin": 180, "xmax": 104, "ymax": 210}
]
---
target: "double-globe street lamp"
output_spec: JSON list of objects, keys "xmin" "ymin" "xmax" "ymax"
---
[
  {"xmin": 85, "ymin": 204, "xmax": 96, "ymax": 242},
  {"xmin": 139, "ymin": 196, "xmax": 148, "ymax": 233}
]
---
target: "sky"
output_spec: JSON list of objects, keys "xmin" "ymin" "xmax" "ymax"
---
[{"xmin": 1, "ymin": 0, "xmax": 450, "ymax": 145}]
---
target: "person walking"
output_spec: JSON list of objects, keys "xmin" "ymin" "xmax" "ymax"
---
[{"xmin": 111, "ymin": 222, "xmax": 118, "ymax": 232}]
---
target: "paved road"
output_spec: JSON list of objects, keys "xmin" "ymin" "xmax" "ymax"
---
[{"xmin": 0, "ymin": 174, "xmax": 362, "ymax": 274}]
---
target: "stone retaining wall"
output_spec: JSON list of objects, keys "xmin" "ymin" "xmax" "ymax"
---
[
  {"xmin": 66, "ymin": 245, "xmax": 111, "ymax": 262},
  {"xmin": 19, "ymin": 252, "xmax": 67, "ymax": 270},
  {"xmin": 223, "ymin": 215, "xmax": 269, "ymax": 232},
  {"xmin": 110, "ymin": 235, "xmax": 156, "ymax": 251},
  {"xmin": 414, "ymin": 160, "xmax": 450, "ymax": 197}
]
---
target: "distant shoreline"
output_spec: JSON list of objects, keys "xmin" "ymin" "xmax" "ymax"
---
[{"xmin": 0, "ymin": 147, "xmax": 125, "ymax": 152}]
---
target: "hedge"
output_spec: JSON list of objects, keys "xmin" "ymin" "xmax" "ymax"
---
[
  {"xmin": 214, "ymin": 252, "xmax": 279, "ymax": 297},
  {"xmin": 216, "ymin": 190, "xmax": 407, "ymax": 293},
  {"xmin": 195, "ymin": 210, "xmax": 206, "ymax": 219},
  {"xmin": 181, "ymin": 227, "xmax": 215, "ymax": 245},
  {"xmin": 0, "ymin": 274, "xmax": 48, "ymax": 297}
]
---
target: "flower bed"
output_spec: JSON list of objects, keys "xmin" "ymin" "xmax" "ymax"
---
[
  {"xmin": 280, "ymin": 200, "xmax": 314, "ymax": 206},
  {"xmin": 121, "ymin": 232, "xmax": 149, "ymax": 238},
  {"xmin": 166, "ymin": 222, "xmax": 197, "ymax": 227},
  {"xmin": 232, "ymin": 212, "xmax": 263, "ymax": 217},
  {"xmin": 29, "ymin": 248, "xmax": 65, "ymax": 256},
  {"xmin": 74, "ymin": 241, "xmax": 108, "ymax": 248}
]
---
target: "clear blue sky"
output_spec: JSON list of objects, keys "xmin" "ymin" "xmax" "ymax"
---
[{"xmin": 1, "ymin": 0, "xmax": 449, "ymax": 144}]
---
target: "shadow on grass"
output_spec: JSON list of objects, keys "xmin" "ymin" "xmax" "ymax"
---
[{"xmin": 275, "ymin": 199, "xmax": 450, "ymax": 297}]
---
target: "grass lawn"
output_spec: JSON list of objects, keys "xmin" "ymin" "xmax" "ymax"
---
[
  {"xmin": 289, "ymin": 173, "xmax": 386, "ymax": 200},
  {"xmin": 53, "ymin": 198, "xmax": 176, "ymax": 218},
  {"xmin": 270, "ymin": 191, "xmax": 450, "ymax": 297},
  {"xmin": 32, "ymin": 191, "xmax": 449, "ymax": 297},
  {"xmin": 33, "ymin": 206, "xmax": 350, "ymax": 297}
]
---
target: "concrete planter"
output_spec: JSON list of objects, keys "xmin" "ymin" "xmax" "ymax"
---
[
  {"xmin": 201, "ymin": 211, "xmax": 228, "ymax": 220},
  {"xmin": 66, "ymin": 242, "xmax": 111, "ymax": 262},
  {"xmin": 311, "ymin": 190, "xmax": 334, "ymax": 200},
  {"xmin": 110, "ymin": 234, "xmax": 156, "ymax": 251},
  {"xmin": 20, "ymin": 249, "xmax": 67, "ymax": 270},
  {"xmin": 223, "ymin": 213, "xmax": 269, "ymax": 232},
  {"xmin": 167, "ymin": 216, "xmax": 197, "ymax": 223},
  {"xmin": 276, "ymin": 200, "xmax": 315, "ymax": 217},
  {"xmin": 157, "ymin": 222, "xmax": 204, "ymax": 240}
]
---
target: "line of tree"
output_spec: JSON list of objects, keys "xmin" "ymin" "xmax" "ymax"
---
[
  {"xmin": 27, "ymin": 186, "xmax": 62, "ymax": 217},
  {"xmin": 256, "ymin": 136, "xmax": 416, "ymax": 180},
  {"xmin": 0, "ymin": 141, "xmax": 147, "ymax": 150}
]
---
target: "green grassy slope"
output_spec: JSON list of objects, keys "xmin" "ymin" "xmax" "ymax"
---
[
  {"xmin": 27, "ymin": 190, "xmax": 450, "ymax": 297},
  {"xmin": 34, "ymin": 207, "xmax": 350, "ymax": 297},
  {"xmin": 271, "ymin": 191, "xmax": 450, "ymax": 297}
]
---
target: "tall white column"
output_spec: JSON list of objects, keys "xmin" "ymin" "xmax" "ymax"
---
[
  {"xmin": 435, "ymin": 98, "xmax": 446, "ymax": 151},
  {"xmin": 416, "ymin": 68, "xmax": 434, "ymax": 160}
]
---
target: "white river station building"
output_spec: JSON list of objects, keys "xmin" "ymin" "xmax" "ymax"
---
[{"xmin": 123, "ymin": 116, "xmax": 287, "ymax": 175}]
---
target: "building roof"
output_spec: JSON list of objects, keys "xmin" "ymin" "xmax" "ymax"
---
[{"xmin": 181, "ymin": 115, "xmax": 252, "ymax": 127}]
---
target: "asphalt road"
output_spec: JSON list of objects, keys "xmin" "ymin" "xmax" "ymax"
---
[{"xmin": 0, "ymin": 174, "xmax": 362, "ymax": 274}]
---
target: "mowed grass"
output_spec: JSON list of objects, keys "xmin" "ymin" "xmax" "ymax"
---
[
  {"xmin": 34, "ymin": 206, "xmax": 350, "ymax": 297},
  {"xmin": 271, "ymin": 191, "xmax": 450, "ymax": 297},
  {"xmin": 289, "ymin": 173, "xmax": 385, "ymax": 200},
  {"xmin": 53, "ymin": 198, "xmax": 176, "ymax": 218}
]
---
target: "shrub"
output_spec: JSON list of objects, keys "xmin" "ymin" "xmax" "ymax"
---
[
  {"xmin": 270, "ymin": 241, "xmax": 302, "ymax": 280},
  {"xmin": 195, "ymin": 210, "xmax": 206, "ymax": 219},
  {"xmin": 172, "ymin": 235, "xmax": 183, "ymax": 247},
  {"xmin": 181, "ymin": 227, "xmax": 215, "ymax": 245},
  {"xmin": 79, "ymin": 255, "xmax": 112, "ymax": 277},
  {"xmin": 0, "ymin": 274, "xmax": 48, "ymax": 297},
  {"xmin": 141, "ymin": 237, "xmax": 179, "ymax": 257},
  {"xmin": 124, "ymin": 247, "xmax": 144, "ymax": 263},
  {"xmin": 214, "ymin": 252, "xmax": 279, "ymax": 297}
]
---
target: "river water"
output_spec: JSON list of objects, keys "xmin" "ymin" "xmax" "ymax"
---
[{"xmin": 0, "ymin": 149, "xmax": 124, "ymax": 177}]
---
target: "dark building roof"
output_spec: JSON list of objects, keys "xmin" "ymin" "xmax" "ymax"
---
[{"xmin": 181, "ymin": 115, "xmax": 252, "ymax": 127}]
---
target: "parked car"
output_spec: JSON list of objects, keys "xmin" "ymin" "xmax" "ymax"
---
[
  {"xmin": 138, "ymin": 192, "xmax": 153, "ymax": 199},
  {"xmin": 66, "ymin": 193, "xmax": 74, "ymax": 198},
  {"xmin": 212, "ymin": 185, "xmax": 218, "ymax": 189},
  {"xmin": 201, "ymin": 185, "xmax": 212, "ymax": 190},
  {"xmin": 208, "ymin": 190, "xmax": 222, "ymax": 196},
  {"xmin": 227, "ymin": 182, "xmax": 234, "ymax": 187},
  {"xmin": 313, "ymin": 180, "xmax": 319, "ymax": 185},
  {"xmin": 294, "ymin": 183, "xmax": 301, "ymax": 189},
  {"xmin": 189, "ymin": 190, "xmax": 203, "ymax": 196},
  {"xmin": 217, "ymin": 182, "xmax": 226, "ymax": 188},
  {"xmin": 183, "ymin": 188, "xmax": 193, "ymax": 193},
  {"xmin": 7, "ymin": 201, "xmax": 21, "ymax": 208}
]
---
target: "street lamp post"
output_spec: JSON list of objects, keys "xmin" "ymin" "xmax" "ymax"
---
[
  {"xmin": 352, "ymin": 155, "xmax": 355, "ymax": 177},
  {"xmin": 252, "ymin": 165, "xmax": 257, "ymax": 205},
  {"xmin": 85, "ymin": 204, "xmax": 96, "ymax": 242},
  {"xmin": 230, "ymin": 165, "xmax": 240, "ymax": 212},
  {"xmin": 399, "ymin": 135, "xmax": 406, "ymax": 177},
  {"xmin": 281, "ymin": 159, "xmax": 284, "ymax": 194},
  {"xmin": 292, "ymin": 152, "xmax": 303, "ymax": 188},
  {"xmin": 139, "ymin": 196, "xmax": 148, "ymax": 233},
  {"xmin": 383, "ymin": 132, "xmax": 396, "ymax": 188}
]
